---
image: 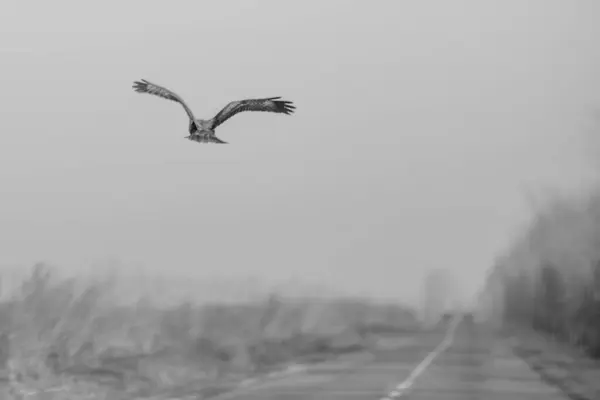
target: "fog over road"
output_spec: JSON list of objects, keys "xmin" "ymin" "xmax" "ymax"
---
[{"xmin": 217, "ymin": 318, "xmax": 568, "ymax": 400}]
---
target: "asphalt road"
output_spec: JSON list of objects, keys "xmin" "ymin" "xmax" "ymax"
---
[
  {"xmin": 215, "ymin": 319, "xmax": 570, "ymax": 400},
  {"xmin": 404, "ymin": 320, "xmax": 567, "ymax": 400}
]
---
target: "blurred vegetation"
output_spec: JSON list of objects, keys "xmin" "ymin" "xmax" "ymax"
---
[
  {"xmin": 488, "ymin": 191, "xmax": 600, "ymax": 358},
  {"xmin": 0, "ymin": 263, "xmax": 419, "ymax": 398}
]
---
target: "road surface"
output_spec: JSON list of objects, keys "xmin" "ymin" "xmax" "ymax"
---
[{"xmin": 215, "ymin": 318, "xmax": 569, "ymax": 400}]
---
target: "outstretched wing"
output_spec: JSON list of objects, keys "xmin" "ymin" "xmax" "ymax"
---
[
  {"xmin": 132, "ymin": 79, "xmax": 196, "ymax": 122},
  {"xmin": 208, "ymin": 97, "xmax": 295, "ymax": 130}
]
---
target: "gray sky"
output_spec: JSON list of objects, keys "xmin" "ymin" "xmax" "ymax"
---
[{"xmin": 1, "ymin": 0, "xmax": 600, "ymax": 306}]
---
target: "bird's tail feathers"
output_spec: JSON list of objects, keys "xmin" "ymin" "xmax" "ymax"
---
[{"xmin": 187, "ymin": 134, "xmax": 228, "ymax": 144}]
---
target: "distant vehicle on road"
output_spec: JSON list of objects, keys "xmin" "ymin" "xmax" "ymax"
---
[{"xmin": 439, "ymin": 310, "xmax": 475, "ymax": 326}]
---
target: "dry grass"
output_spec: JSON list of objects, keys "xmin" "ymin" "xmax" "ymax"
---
[{"xmin": 0, "ymin": 264, "xmax": 419, "ymax": 399}]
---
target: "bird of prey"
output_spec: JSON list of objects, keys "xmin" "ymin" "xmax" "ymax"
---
[{"xmin": 132, "ymin": 79, "xmax": 296, "ymax": 144}]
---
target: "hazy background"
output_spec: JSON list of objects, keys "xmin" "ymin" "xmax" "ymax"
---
[{"xmin": 1, "ymin": 0, "xmax": 599, "ymax": 306}]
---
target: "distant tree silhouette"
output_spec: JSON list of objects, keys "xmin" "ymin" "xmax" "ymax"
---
[{"xmin": 533, "ymin": 262, "xmax": 565, "ymax": 337}]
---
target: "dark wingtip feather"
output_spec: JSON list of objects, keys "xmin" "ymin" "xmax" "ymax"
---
[
  {"xmin": 279, "ymin": 100, "xmax": 296, "ymax": 115},
  {"xmin": 132, "ymin": 80, "xmax": 148, "ymax": 92},
  {"xmin": 268, "ymin": 97, "xmax": 296, "ymax": 115}
]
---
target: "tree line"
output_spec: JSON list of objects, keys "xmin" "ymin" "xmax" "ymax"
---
[{"xmin": 488, "ymin": 194, "xmax": 600, "ymax": 357}]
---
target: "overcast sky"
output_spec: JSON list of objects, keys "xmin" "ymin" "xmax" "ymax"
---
[{"xmin": 1, "ymin": 0, "xmax": 599, "ymax": 306}]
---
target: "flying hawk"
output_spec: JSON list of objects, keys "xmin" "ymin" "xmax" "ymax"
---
[{"xmin": 132, "ymin": 79, "xmax": 296, "ymax": 144}]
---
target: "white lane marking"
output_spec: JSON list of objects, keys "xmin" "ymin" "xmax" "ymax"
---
[{"xmin": 380, "ymin": 313, "xmax": 463, "ymax": 399}]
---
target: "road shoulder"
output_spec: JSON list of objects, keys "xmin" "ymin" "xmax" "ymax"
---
[{"xmin": 506, "ymin": 327, "xmax": 600, "ymax": 400}]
